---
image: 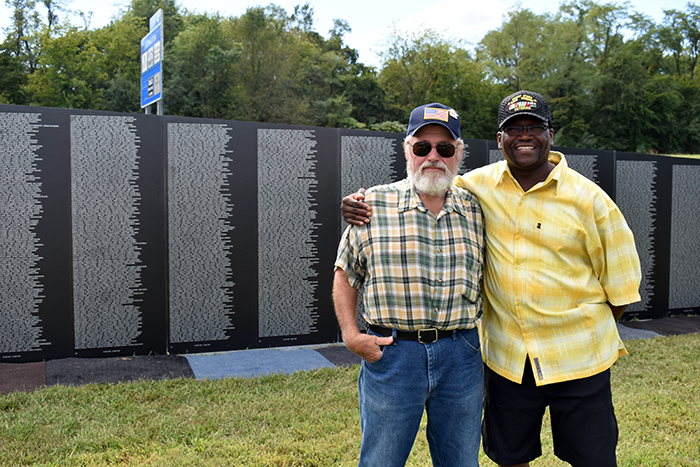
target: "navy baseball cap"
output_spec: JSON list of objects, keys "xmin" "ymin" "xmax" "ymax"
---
[
  {"xmin": 498, "ymin": 90, "xmax": 552, "ymax": 129},
  {"xmin": 406, "ymin": 103, "xmax": 461, "ymax": 139}
]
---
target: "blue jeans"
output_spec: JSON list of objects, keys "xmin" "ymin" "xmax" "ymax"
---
[{"xmin": 357, "ymin": 327, "xmax": 483, "ymax": 467}]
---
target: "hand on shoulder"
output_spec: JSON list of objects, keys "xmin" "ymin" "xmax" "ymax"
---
[{"xmin": 341, "ymin": 188, "xmax": 372, "ymax": 225}]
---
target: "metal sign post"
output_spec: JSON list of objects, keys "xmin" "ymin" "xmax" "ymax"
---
[{"xmin": 141, "ymin": 9, "xmax": 164, "ymax": 115}]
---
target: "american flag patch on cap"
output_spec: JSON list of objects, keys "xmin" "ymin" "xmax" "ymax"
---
[{"xmin": 424, "ymin": 107, "xmax": 449, "ymax": 122}]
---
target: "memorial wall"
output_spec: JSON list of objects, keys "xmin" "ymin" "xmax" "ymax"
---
[{"xmin": 1, "ymin": 104, "xmax": 698, "ymax": 362}]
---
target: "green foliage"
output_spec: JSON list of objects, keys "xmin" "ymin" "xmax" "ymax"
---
[
  {"xmin": 477, "ymin": 8, "xmax": 551, "ymax": 91},
  {"xmin": 166, "ymin": 13, "xmax": 241, "ymax": 118},
  {"xmin": 447, "ymin": 51, "xmax": 506, "ymax": 140},
  {"xmin": 3, "ymin": 0, "xmax": 42, "ymax": 73},
  {"xmin": 0, "ymin": 43, "xmax": 27, "ymax": 103},
  {"xmin": 380, "ymin": 29, "xmax": 456, "ymax": 111},
  {"xmin": 128, "ymin": 0, "xmax": 184, "ymax": 44},
  {"xmin": 222, "ymin": 6, "xmax": 310, "ymax": 124},
  {"xmin": 91, "ymin": 14, "xmax": 147, "ymax": 113},
  {"xmin": 475, "ymin": 1, "xmax": 700, "ymax": 153},
  {"xmin": 2, "ymin": 0, "xmax": 700, "ymax": 153},
  {"xmin": 380, "ymin": 29, "xmax": 500, "ymax": 139},
  {"xmin": 23, "ymin": 25, "xmax": 107, "ymax": 108},
  {"xmin": 343, "ymin": 66, "xmax": 389, "ymax": 126},
  {"xmin": 369, "ymin": 120, "xmax": 406, "ymax": 133},
  {"xmin": 591, "ymin": 39, "xmax": 683, "ymax": 153}
]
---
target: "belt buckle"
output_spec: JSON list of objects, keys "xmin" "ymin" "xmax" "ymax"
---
[{"xmin": 417, "ymin": 328, "xmax": 438, "ymax": 344}]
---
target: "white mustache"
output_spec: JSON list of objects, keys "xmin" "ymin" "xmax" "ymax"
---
[{"xmin": 420, "ymin": 160, "xmax": 449, "ymax": 172}]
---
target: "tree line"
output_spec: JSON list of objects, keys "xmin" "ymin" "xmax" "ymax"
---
[{"xmin": 2, "ymin": 0, "xmax": 699, "ymax": 154}]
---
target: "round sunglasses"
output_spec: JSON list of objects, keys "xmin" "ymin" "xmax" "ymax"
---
[{"xmin": 408, "ymin": 141, "xmax": 457, "ymax": 158}]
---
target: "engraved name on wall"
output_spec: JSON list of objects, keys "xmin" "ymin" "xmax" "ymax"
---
[
  {"xmin": 564, "ymin": 154, "xmax": 599, "ymax": 184},
  {"xmin": 257, "ymin": 129, "xmax": 319, "ymax": 338},
  {"xmin": 70, "ymin": 115, "xmax": 144, "ymax": 349},
  {"xmin": 340, "ymin": 135, "xmax": 401, "ymax": 227},
  {"xmin": 0, "ymin": 112, "xmax": 48, "ymax": 353},
  {"xmin": 167, "ymin": 123, "xmax": 235, "ymax": 343},
  {"xmin": 488, "ymin": 148, "xmax": 503, "ymax": 165},
  {"xmin": 616, "ymin": 160, "xmax": 657, "ymax": 312},
  {"xmin": 669, "ymin": 165, "xmax": 700, "ymax": 310}
]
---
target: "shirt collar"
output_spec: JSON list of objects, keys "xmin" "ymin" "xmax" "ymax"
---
[
  {"xmin": 494, "ymin": 151, "xmax": 568, "ymax": 194},
  {"xmin": 398, "ymin": 180, "xmax": 462, "ymax": 217},
  {"xmin": 398, "ymin": 180, "xmax": 418, "ymax": 213},
  {"xmin": 547, "ymin": 151, "xmax": 566, "ymax": 195}
]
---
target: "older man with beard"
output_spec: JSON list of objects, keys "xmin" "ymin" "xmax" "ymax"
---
[
  {"xmin": 342, "ymin": 92, "xmax": 642, "ymax": 467},
  {"xmin": 333, "ymin": 103, "xmax": 485, "ymax": 467}
]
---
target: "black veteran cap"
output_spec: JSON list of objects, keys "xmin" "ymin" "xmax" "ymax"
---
[{"xmin": 498, "ymin": 90, "xmax": 552, "ymax": 129}]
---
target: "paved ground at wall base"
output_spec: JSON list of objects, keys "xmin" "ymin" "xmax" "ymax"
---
[{"xmin": 2, "ymin": 315, "xmax": 699, "ymax": 395}]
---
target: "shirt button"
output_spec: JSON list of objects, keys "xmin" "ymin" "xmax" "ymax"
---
[
  {"xmin": 438, "ymin": 279, "xmax": 443, "ymax": 283},
  {"xmin": 517, "ymin": 265, "xmax": 522, "ymax": 270},
  {"xmin": 518, "ymin": 229, "xmax": 525, "ymax": 236}
]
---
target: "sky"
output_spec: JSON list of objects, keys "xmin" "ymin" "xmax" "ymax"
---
[{"xmin": 0, "ymin": 0, "xmax": 694, "ymax": 67}]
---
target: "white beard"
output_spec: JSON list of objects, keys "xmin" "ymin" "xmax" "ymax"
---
[{"xmin": 407, "ymin": 159, "xmax": 457, "ymax": 196}]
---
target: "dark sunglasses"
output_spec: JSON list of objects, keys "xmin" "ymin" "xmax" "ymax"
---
[{"xmin": 408, "ymin": 141, "xmax": 457, "ymax": 158}]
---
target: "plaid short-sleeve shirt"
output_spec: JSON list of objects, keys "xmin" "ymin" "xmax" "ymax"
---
[
  {"xmin": 457, "ymin": 152, "xmax": 641, "ymax": 385},
  {"xmin": 335, "ymin": 179, "xmax": 485, "ymax": 330}
]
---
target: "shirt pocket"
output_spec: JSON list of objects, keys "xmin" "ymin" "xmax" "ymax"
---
[
  {"xmin": 453, "ymin": 241, "xmax": 482, "ymax": 304},
  {"xmin": 532, "ymin": 218, "xmax": 587, "ymax": 275}
]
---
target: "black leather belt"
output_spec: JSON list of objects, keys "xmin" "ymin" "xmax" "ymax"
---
[{"xmin": 369, "ymin": 325, "xmax": 456, "ymax": 344}]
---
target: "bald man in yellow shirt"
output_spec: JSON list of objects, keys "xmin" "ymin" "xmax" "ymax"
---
[{"xmin": 342, "ymin": 91, "xmax": 641, "ymax": 467}]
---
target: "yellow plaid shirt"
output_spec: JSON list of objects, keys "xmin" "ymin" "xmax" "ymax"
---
[
  {"xmin": 456, "ymin": 152, "xmax": 641, "ymax": 385},
  {"xmin": 335, "ymin": 179, "xmax": 485, "ymax": 331}
]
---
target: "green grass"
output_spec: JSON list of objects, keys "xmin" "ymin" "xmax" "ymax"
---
[{"xmin": 1, "ymin": 334, "xmax": 699, "ymax": 466}]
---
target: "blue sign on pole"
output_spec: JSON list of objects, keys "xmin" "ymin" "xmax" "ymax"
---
[{"xmin": 141, "ymin": 9, "xmax": 163, "ymax": 108}]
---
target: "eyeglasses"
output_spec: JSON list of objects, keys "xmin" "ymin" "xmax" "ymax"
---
[
  {"xmin": 408, "ymin": 141, "xmax": 457, "ymax": 158},
  {"xmin": 501, "ymin": 125, "xmax": 549, "ymax": 136}
]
